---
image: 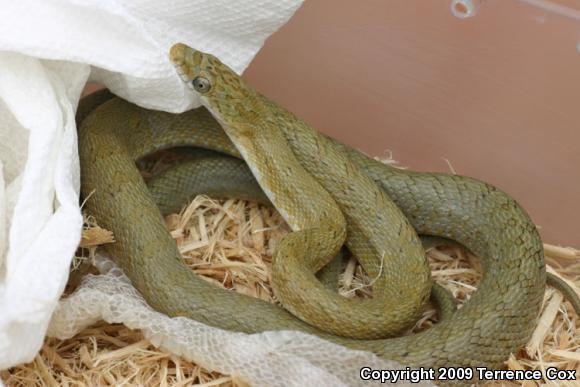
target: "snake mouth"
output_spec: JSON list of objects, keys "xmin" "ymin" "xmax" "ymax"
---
[{"xmin": 173, "ymin": 65, "xmax": 191, "ymax": 84}]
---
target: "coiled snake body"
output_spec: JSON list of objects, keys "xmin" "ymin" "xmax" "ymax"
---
[{"xmin": 77, "ymin": 43, "xmax": 568, "ymax": 382}]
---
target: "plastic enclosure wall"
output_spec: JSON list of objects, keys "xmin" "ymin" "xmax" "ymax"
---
[{"xmin": 244, "ymin": 0, "xmax": 580, "ymax": 247}]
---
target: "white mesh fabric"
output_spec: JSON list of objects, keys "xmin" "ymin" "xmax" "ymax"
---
[{"xmin": 48, "ymin": 256, "xmax": 434, "ymax": 387}]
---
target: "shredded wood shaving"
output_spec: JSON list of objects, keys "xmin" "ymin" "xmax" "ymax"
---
[
  {"xmin": 3, "ymin": 170, "xmax": 578, "ymax": 386},
  {"xmin": 79, "ymin": 225, "xmax": 115, "ymax": 248}
]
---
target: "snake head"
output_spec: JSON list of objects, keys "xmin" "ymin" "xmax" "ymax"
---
[{"xmin": 169, "ymin": 43, "xmax": 261, "ymax": 124}]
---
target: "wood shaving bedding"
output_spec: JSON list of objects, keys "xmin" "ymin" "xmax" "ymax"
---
[{"xmin": 3, "ymin": 157, "xmax": 578, "ymax": 386}]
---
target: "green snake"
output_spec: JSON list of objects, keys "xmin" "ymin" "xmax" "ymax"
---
[{"xmin": 77, "ymin": 43, "xmax": 579, "ymax": 381}]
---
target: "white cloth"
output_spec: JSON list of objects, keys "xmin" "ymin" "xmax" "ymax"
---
[
  {"xmin": 0, "ymin": 0, "xmax": 302, "ymax": 370},
  {"xmin": 0, "ymin": 1, "xmax": 434, "ymax": 385}
]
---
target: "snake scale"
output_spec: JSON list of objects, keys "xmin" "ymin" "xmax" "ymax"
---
[{"xmin": 77, "ymin": 43, "xmax": 578, "ymax": 383}]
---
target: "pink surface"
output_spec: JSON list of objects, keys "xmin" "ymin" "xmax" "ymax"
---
[{"xmin": 243, "ymin": 0, "xmax": 580, "ymax": 247}]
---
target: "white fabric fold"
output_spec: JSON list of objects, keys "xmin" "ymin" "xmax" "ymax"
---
[
  {"xmin": 0, "ymin": 0, "xmax": 304, "ymax": 372},
  {"xmin": 0, "ymin": 54, "xmax": 87, "ymax": 368}
]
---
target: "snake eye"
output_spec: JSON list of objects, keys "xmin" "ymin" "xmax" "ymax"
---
[{"xmin": 192, "ymin": 76, "xmax": 211, "ymax": 93}]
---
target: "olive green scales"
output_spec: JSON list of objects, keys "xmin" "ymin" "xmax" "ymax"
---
[{"xmin": 77, "ymin": 43, "xmax": 577, "ymax": 382}]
